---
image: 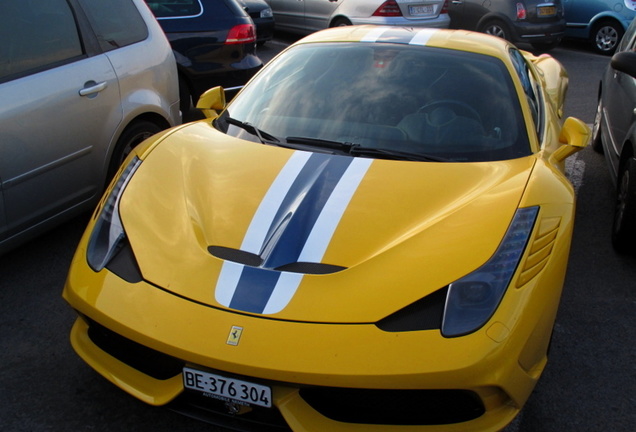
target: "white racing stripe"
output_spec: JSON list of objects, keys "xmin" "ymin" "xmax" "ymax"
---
[
  {"xmin": 409, "ymin": 28, "xmax": 438, "ymax": 46},
  {"xmin": 361, "ymin": 26, "xmax": 391, "ymax": 42},
  {"xmin": 263, "ymin": 157, "xmax": 373, "ymax": 314},
  {"xmin": 241, "ymin": 151, "xmax": 312, "ymax": 254}
]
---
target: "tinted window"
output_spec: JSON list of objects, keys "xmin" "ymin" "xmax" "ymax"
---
[
  {"xmin": 509, "ymin": 48, "xmax": 543, "ymax": 140},
  {"xmin": 80, "ymin": 0, "xmax": 148, "ymax": 52},
  {"xmin": 0, "ymin": 0, "xmax": 83, "ymax": 82},
  {"xmin": 145, "ymin": 0, "xmax": 203, "ymax": 18},
  {"xmin": 224, "ymin": 43, "xmax": 531, "ymax": 162}
]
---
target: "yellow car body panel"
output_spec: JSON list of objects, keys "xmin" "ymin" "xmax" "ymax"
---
[
  {"xmin": 116, "ymin": 125, "xmax": 537, "ymax": 323},
  {"xmin": 64, "ymin": 26, "xmax": 589, "ymax": 432}
]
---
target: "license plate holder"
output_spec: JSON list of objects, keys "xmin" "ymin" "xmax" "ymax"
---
[{"xmin": 183, "ymin": 367, "xmax": 272, "ymax": 408}]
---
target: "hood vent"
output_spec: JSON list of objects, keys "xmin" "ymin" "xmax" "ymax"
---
[{"xmin": 208, "ymin": 245, "xmax": 346, "ymax": 275}]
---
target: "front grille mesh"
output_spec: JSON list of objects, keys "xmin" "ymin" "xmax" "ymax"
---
[
  {"xmin": 299, "ymin": 387, "xmax": 485, "ymax": 425},
  {"xmin": 87, "ymin": 318, "xmax": 184, "ymax": 380}
]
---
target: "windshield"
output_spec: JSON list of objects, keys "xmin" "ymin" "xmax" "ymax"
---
[{"xmin": 220, "ymin": 42, "xmax": 531, "ymax": 162}]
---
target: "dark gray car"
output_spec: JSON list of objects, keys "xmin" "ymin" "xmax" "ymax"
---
[
  {"xmin": 448, "ymin": 0, "xmax": 565, "ymax": 50},
  {"xmin": 0, "ymin": 0, "xmax": 180, "ymax": 255},
  {"xmin": 592, "ymin": 17, "xmax": 636, "ymax": 253}
]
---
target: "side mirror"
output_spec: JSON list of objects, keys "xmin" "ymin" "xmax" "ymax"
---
[
  {"xmin": 611, "ymin": 51, "xmax": 636, "ymax": 78},
  {"xmin": 196, "ymin": 86, "xmax": 226, "ymax": 119},
  {"xmin": 551, "ymin": 117, "xmax": 590, "ymax": 163}
]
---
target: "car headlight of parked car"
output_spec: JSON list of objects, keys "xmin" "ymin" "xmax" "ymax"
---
[{"xmin": 261, "ymin": 7, "xmax": 273, "ymax": 18}]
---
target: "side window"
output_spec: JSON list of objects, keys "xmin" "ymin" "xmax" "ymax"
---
[
  {"xmin": 80, "ymin": 0, "xmax": 148, "ymax": 52},
  {"xmin": 509, "ymin": 48, "xmax": 544, "ymax": 141},
  {"xmin": 618, "ymin": 21, "xmax": 636, "ymax": 52},
  {"xmin": 0, "ymin": 0, "xmax": 83, "ymax": 82},
  {"xmin": 145, "ymin": 0, "xmax": 203, "ymax": 18}
]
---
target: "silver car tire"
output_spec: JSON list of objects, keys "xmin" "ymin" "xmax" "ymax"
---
[{"xmin": 612, "ymin": 157, "xmax": 636, "ymax": 254}]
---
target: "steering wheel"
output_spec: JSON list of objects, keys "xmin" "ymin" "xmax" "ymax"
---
[{"xmin": 417, "ymin": 100, "xmax": 482, "ymax": 124}]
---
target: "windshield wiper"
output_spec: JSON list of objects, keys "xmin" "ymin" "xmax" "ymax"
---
[
  {"xmin": 349, "ymin": 146, "xmax": 447, "ymax": 162},
  {"xmin": 285, "ymin": 136, "xmax": 357, "ymax": 152},
  {"xmin": 286, "ymin": 136, "xmax": 445, "ymax": 162},
  {"xmin": 226, "ymin": 117, "xmax": 280, "ymax": 144}
]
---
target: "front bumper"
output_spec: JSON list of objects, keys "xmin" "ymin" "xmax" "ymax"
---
[{"xmin": 63, "ymin": 247, "xmax": 565, "ymax": 431}]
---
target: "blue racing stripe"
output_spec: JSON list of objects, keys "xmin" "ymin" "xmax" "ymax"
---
[
  {"xmin": 261, "ymin": 153, "xmax": 354, "ymax": 269},
  {"xmin": 228, "ymin": 153, "xmax": 354, "ymax": 313},
  {"xmin": 229, "ymin": 266, "xmax": 281, "ymax": 313}
]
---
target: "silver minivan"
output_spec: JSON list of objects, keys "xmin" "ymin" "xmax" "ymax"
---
[{"xmin": 0, "ymin": 0, "xmax": 180, "ymax": 254}]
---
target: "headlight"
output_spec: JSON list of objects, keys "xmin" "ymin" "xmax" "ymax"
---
[
  {"xmin": 441, "ymin": 207, "xmax": 538, "ymax": 337},
  {"xmin": 86, "ymin": 157, "xmax": 141, "ymax": 272},
  {"xmin": 261, "ymin": 8, "xmax": 273, "ymax": 18}
]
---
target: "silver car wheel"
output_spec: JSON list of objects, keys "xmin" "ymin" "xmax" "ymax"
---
[
  {"xmin": 481, "ymin": 20, "xmax": 509, "ymax": 40},
  {"xmin": 593, "ymin": 21, "xmax": 623, "ymax": 54},
  {"xmin": 596, "ymin": 27, "xmax": 618, "ymax": 50}
]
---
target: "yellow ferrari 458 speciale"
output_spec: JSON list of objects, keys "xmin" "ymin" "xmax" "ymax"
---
[{"xmin": 64, "ymin": 26, "xmax": 589, "ymax": 432}]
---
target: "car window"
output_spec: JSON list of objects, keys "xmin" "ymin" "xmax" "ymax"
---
[
  {"xmin": 509, "ymin": 48, "xmax": 544, "ymax": 142},
  {"xmin": 145, "ymin": 0, "xmax": 204, "ymax": 18},
  {"xmin": 224, "ymin": 43, "xmax": 531, "ymax": 162},
  {"xmin": 80, "ymin": 0, "xmax": 148, "ymax": 52},
  {"xmin": 618, "ymin": 19, "xmax": 636, "ymax": 51},
  {"xmin": 0, "ymin": 0, "xmax": 83, "ymax": 82}
]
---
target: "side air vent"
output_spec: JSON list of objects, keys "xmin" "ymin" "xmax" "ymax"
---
[
  {"xmin": 516, "ymin": 217, "xmax": 560, "ymax": 288},
  {"xmin": 208, "ymin": 246, "xmax": 347, "ymax": 275}
]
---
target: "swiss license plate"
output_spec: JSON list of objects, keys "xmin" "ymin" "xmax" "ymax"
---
[
  {"xmin": 537, "ymin": 6, "xmax": 556, "ymax": 16},
  {"xmin": 183, "ymin": 367, "xmax": 272, "ymax": 408},
  {"xmin": 409, "ymin": 5, "xmax": 434, "ymax": 16}
]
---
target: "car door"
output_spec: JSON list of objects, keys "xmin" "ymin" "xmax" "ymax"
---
[
  {"xmin": 603, "ymin": 21, "xmax": 636, "ymax": 173},
  {"xmin": 562, "ymin": 0, "xmax": 595, "ymax": 26},
  {"xmin": 303, "ymin": 0, "xmax": 342, "ymax": 31},
  {"xmin": 269, "ymin": 0, "xmax": 306, "ymax": 31},
  {"xmin": 0, "ymin": 0, "xmax": 122, "ymax": 241},
  {"xmin": 448, "ymin": 0, "xmax": 488, "ymax": 30}
]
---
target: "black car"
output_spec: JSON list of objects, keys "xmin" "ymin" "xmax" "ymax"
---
[
  {"xmin": 145, "ymin": 0, "xmax": 263, "ymax": 111},
  {"xmin": 592, "ymin": 18, "xmax": 636, "ymax": 253},
  {"xmin": 448, "ymin": 0, "xmax": 565, "ymax": 50},
  {"xmin": 239, "ymin": 0, "xmax": 275, "ymax": 45}
]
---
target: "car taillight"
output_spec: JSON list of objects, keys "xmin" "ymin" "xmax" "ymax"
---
[
  {"xmin": 372, "ymin": 0, "xmax": 402, "ymax": 17},
  {"xmin": 226, "ymin": 23, "xmax": 256, "ymax": 44},
  {"xmin": 516, "ymin": 3, "xmax": 527, "ymax": 20},
  {"xmin": 441, "ymin": 0, "xmax": 449, "ymax": 14}
]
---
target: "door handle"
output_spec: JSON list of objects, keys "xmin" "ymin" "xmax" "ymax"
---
[{"xmin": 79, "ymin": 81, "xmax": 107, "ymax": 97}]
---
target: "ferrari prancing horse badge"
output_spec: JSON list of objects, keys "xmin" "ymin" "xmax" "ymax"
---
[{"xmin": 227, "ymin": 326, "xmax": 243, "ymax": 346}]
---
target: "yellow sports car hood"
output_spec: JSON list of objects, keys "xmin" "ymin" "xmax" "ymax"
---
[{"xmin": 120, "ymin": 122, "xmax": 536, "ymax": 323}]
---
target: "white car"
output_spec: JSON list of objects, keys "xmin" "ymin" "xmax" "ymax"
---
[{"xmin": 265, "ymin": 0, "xmax": 450, "ymax": 34}]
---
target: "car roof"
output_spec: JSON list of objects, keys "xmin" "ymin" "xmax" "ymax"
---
[{"xmin": 295, "ymin": 26, "xmax": 514, "ymax": 60}]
